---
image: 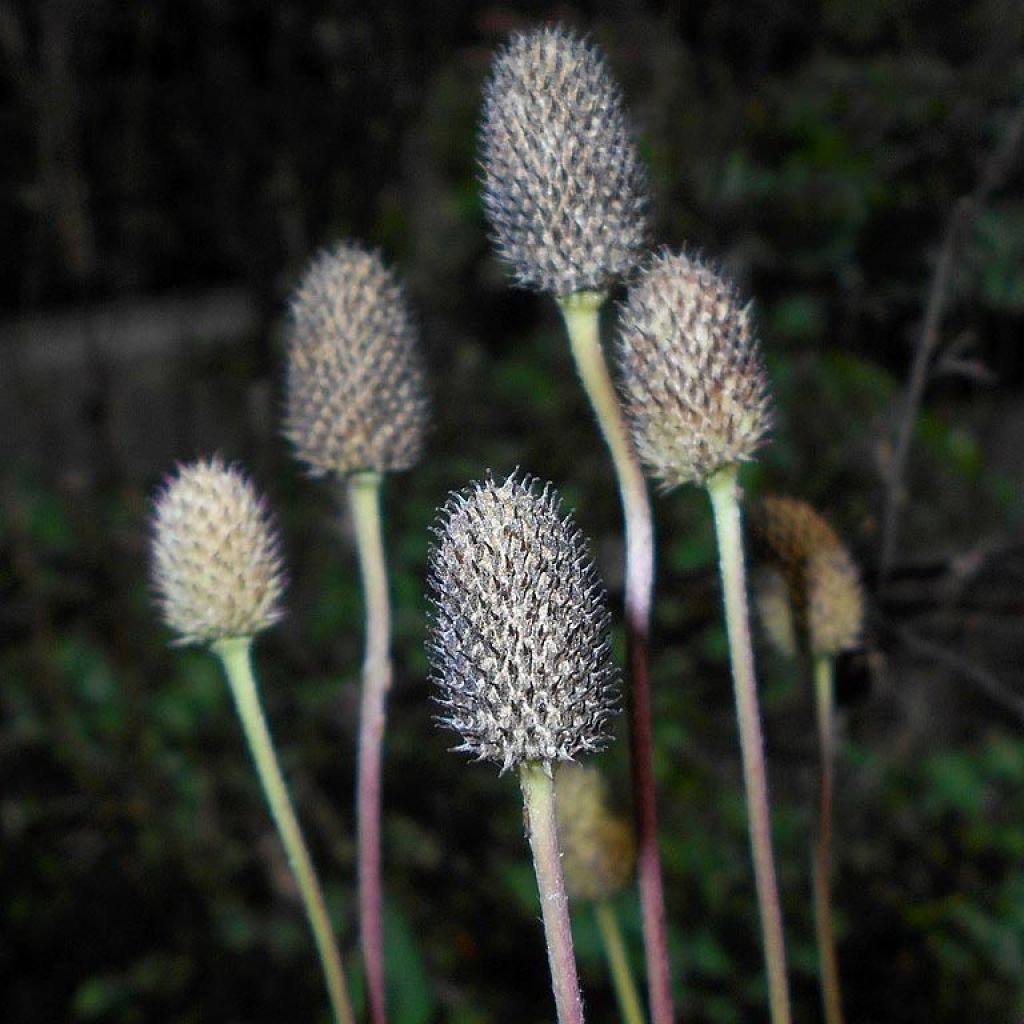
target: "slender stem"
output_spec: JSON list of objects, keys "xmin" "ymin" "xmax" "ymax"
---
[
  {"xmin": 519, "ymin": 761, "xmax": 585, "ymax": 1024},
  {"xmin": 594, "ymin": 899, "xmax": 646, "ymax": 1024},
  {"xmin": 706, "ymin": 466, "xmax": 791, "ymax": 1024},
  {"xmin": 812, "ymin": 654, "xmax": 844, "ymax": 1024},
  {"xmin": 348, "ymin": 470, "xmax": 391, "ymax": 1024},
  {"xmin": 213, "ymin": 636, "xmax": 354, "ymax": 1024},
  {"xmin": 558, "ymin": 291, "xmax": 673, "ymax": 1024}
]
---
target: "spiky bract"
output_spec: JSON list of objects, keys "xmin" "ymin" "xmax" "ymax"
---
[
  {"xmin": 150, "ymin": 457, "xmax": 285, "ymax": 646},
  {"xmin": 479, "ymin": 24, "xmax": 649, "ymax": 297},
  {"xmin": 426, "ymin": 471, "xmax": 618, "ymax": 772},
  {"xmin": 284, "ymin": 242, "xmax": 429, "ymax": 477},
  {"xmin": 617, "ymin": 249, "xmax": 772, "ymax": 488}
]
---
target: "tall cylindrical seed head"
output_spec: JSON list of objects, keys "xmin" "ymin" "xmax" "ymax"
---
[
  {"xmin": 426, "ymin": 471, "xmax": 619, "ymax": 773},
  {"xmin": 284, "ymin": 241, "xmax": 429, "ymax": 478},
  {"xmin": 150, "ymin": 457, "xmax": 285, "ymax": 646},
  {"xmin": 806, "ymin": 547, "xmax": 864, "ymax": 657},
  {"xmin": 617, "ymin": 249, "xmax": 772, "ymax": 488},
  {"xmin": 479, "ymin": 24, "xmax": 649, "ymax": 297}
]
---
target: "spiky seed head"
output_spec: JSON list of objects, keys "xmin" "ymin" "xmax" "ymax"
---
[
  {"xmin": 150, "ymin": 457, "xmax": 285, "ymax": 646},
  {"xmin": 284, "ymin": 241, "xmax": 429, "ymax": 477},
  {"xmin": 806, "ymin": 547, "xmax": 864, "ymax": 657},
  {"xmin": 555, "ymin": 762, "xmax": 635, "ymax": 902},
  {"xmin": 617, "ymin": 249, "xmax": 773, "ymax": 488},
  {"xmin": 479, "ymin": 24, "xmax": 649, "ymax": 297},
  {"xmin": 426, "ymin": 471, "xmax": 619, "ymax": 773}
]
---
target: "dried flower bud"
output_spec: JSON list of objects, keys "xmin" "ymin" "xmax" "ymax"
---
[
  {"xmin": 150, "ymin": 457, "xmax": 285, "ymax": 646},
  {"xmin": 617, "ymin": 249, "xmax": 772, "ymax": 488},
  {"xmin": 284, "ymin": 242, "xmax": 429, "ymax": 477},
  {"xmin": 479, "ymin": 24, "xmax": 649, "ymax": 297},
  {"xmin": 555, "ymin": 762, "xmax": 635, "ymax": 902},
  {"xmin": 426, "ymin": 471, "xmax": 618, "ymax": 773}
]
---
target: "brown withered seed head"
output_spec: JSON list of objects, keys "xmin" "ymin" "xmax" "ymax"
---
[
  {"xmin": 426, "ymin": 471, "xmax": 619, "ymax": 773},
  {"xmin": 479, "ymin": 24, "xmax": 649, "ymax": 297},
  {"xmin": 150, "ymin": 457, "xmax": 285, "ymax": 646},
  {"xmin": 617, "ymin": 249, "xmax": 772, "ymax": 488},
  {"xmin": 555, "ymin": 762, "xmax": 635, "ymax": 902},
  {"xmin": 284, "ymin": 242, "xmax": 429, "ymax": 477}
]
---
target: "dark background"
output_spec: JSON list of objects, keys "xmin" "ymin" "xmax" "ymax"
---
[{"xmin": 2, "ymin": 1, "xmax": 1023, "ymax": 1021}]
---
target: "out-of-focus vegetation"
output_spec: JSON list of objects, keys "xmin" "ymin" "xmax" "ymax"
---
[{"xmin": 2, "ymin": 2, "xmax": 1023, "ymax": 1021}]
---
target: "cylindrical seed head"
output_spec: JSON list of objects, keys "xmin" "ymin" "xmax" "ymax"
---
[
  {"xmin": 479, "ymin": 24, "xmax": 649, "ymax": 297},
  {"xmin": 284, "ymin": 241, "xmax": 429, "ymax": 477},
  {"xmin": 426, "ymin": 471, "xmax": 619, "ymax": 773},
  {"xmin": 806, "ymin": 546, "xmax": 864, "ymax": 657},
  {"xmin": 617, "ymin": 249, "xmax": 772, "ymax": 488},
  {"xmin": 150, "ymin": 456, "xmax": 286, "ymax": 646}
]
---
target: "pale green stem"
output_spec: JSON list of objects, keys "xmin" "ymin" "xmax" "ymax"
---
[
  {"xmin": 812, "ymin": 654, "xmax": 844, "ymax": 1024},
  {"xmin": 557, "ymin": 291, "xmax": 673, "ymax": 1024},
  {"xmin": 347, "ymin": 470, "xmax": 391, "ymax": 1024},
  {"xmin": 520, "ymin": 761, "xmax": 586, "ymax": 1024},
  {"xmin": 594, "ymin": 899, "xmax": 646, "ymax": 1024},
  {"xmin": 212, "ymin": 636, "xmax": 354, "ymax": 1024},
  {"xmin": 706, "ymin": 465, "xmax": 792, "ymax": 1024}
]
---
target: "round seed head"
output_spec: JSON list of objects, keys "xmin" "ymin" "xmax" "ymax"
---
[
  {"xmin": 150, "ymin": 457, "xmax": 285, "ymax": 646},
  {"xmin": 426, "ymin": 471, "xmax": 619, "ymax": 773},
  {"xmin": 284, "ymin": 241, "xmax": 429, "ymax": 477},
  {"xmin": 617, "ymin": 249, "xmax": 772, "ymax": 488},
  {"xmin": 479, "ymin": 24, "xmax": 649, "ymax": 297}
]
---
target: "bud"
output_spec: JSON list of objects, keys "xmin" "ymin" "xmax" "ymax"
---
[
  {"xmin": 426, "ymin": 471, "xmax": 619, "ymax": 773},
  {"xmin": 616, "ymin": 249, "xmax": 772, "ymax": 488},
  {"xmin": 479, "ymin": 24, "xmax": 649, "ymax": 297},
  {"xmin": 284, "ymin": 242, "xmax": 429, "ymax": 477},
  {"xmin": 150, "ymin": 457, "xmax": 285, "ymax": 646}
]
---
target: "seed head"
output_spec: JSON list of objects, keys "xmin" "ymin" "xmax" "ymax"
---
[
  {"xmin": 284, "ymin": 241, "xmax": 429, "ymax": 477},
  {"xmin": 150, "ymin": 457, "xmax": 285, "ymax": 646},
  {"xmin": 617, "ymin": 249, "xmax": 772, "ymax": 488},
  {"xmin": 806, "ymin": 546, "xmax": 864, "ymax": 657},
  {"xmin": 426, "ymin": 471, "xmax": 619, "ymax": 773},
  {"xmin": 479, "ymin": 24, "xmax": 649, "ymax": 297}
]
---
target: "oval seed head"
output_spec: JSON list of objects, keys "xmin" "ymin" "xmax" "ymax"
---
[
  {"xmin": 617, "ymin": 249, "xmax": 772, "ymax": 488},
  {"xmin": 479, "ymin": 24, "xmax": 649, "ymax": 297},
  {"xmin": 752, "ymin": 565, "xmax": 798, "ymax": 660},
  {"xmin": 284, "ymin": 241, "xmax": 429, "ymax": 477},
  {"xmin": 150, "ymin": 457, "xmax": 285, "ymax": 646},
  {"xmin": 806, "ymin": 546, "xmax": 864, "ymax": 657},
  {"xmin": 555, "ymin": 762, "xmax": 635, "ymax": 902},
  {"xmin": 426, "ymin": 471, "xmax": 619, "ymax": 773}
]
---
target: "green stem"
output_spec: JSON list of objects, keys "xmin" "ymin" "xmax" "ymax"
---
[
  {"xmin": 520, "ymin": 761, "xmax": 585, "ymax": 1024},
  {"xmin": 558, "ymin": 291, "xmax": 673, "ymax": 1024},
  {"xmin": 594, "ymin": 899, "xmax": 646, "ymax": 1024},
  {"xmin": 212, "ymin": 636, "xmax": 354, "ymax": 1024},
  {"xmin": 812, "ymin": 654, "xmax": 844, "ymax": 1024},
  {"xmin": 706, "ymin": 465, "xmax": 791, "ymax": 1024}
]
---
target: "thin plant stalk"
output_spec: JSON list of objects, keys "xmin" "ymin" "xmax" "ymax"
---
[
  {"xmin": 812, "ymin": 654, "xmax": 844, "ymax": 1024},
  {"xmin": 347, "ymin": 469, "xmax": 391, "ymax": 1024},
  {"xmin": 212, "ymin": 636, "xmax": 355, "ymax": 1024},
  {"xmin": 706, "ymin": 465, "xmax": 791, "ymax": 1024},
  {"xmin": 594, "ymin": 899, "xmax": 646, "ymax": 1024},
  {"xmin": 520, "ymin": 762, "xmax": 586, "ymax": 1024},
  {"xmin": 558, "ymin": 290, "xmax": 673, "ymax": 1024}
]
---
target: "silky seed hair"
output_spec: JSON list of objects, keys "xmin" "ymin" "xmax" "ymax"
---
[
  {"xmin": 150, "ymin": 456, "xmax": 285, "ymax": 646},
  {"xmin": 284, "ymin": 241, "xmax": 429, "ymax": 477},
  {"xmin": 426, "ymin": 471, "xmax": 619, "ymax": 773},
  {"xmin": 479, "ymin": 24, "xmax": 649, "ymax": 297},
  {"xmin": 617, "ymin": 249, "xmax": 772, "ymax": 488}
]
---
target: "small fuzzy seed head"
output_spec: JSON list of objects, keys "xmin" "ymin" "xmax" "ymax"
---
[
  {"xmin": 479, "ymin": 25, "xmax": 649, "ymax": 297},
  {"xmin": 806, "ymin": 547, "xmax": 864, "ymax": 657},
  {"xmin": 426, "ymin": 471, "xmax": 619, "ymax": 773},
  {"xmin": 617, "ymin": 249, "xmax": 772, "ymax": 488},
  {"xmin": 752, "ymin": 566, "xmax": 799, "ymax": 660},
  {"xmin": 150, "ymin": 457, "xmax": 285, "ymax": 646},
  {"xmin": 284, "ymin": 242, "xmax": 429, "ymax": 477},
  {"xmin": 555, "ymin": 762, "xmax": 635, "ymax": 902}
]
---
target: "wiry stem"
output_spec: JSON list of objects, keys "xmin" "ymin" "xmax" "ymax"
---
[
  {"xmin": 558, "ymin": 291, "xmax": 674, "ymax": 1024},
  {"xmin": 595, "ymin": 899, "xmax": 646, "ymax": 1024},
  {"xmin": 706, "ymin": 465, "xmax": 791, "ymax": 1024},
  {"xmin": 812, "ymin": 654, "xmax": 844, "ymax": 1024},
  {"xmin": 520, "ymin": 761, "xmax": 586, "ymax": 1024},
  {"xmin": 213, "ymin": 637, "xmax": 354, "ymax": 1024},
  {"xmin": 348, "ymin": 470, "xmax": 391, "ymax": 1024}
]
